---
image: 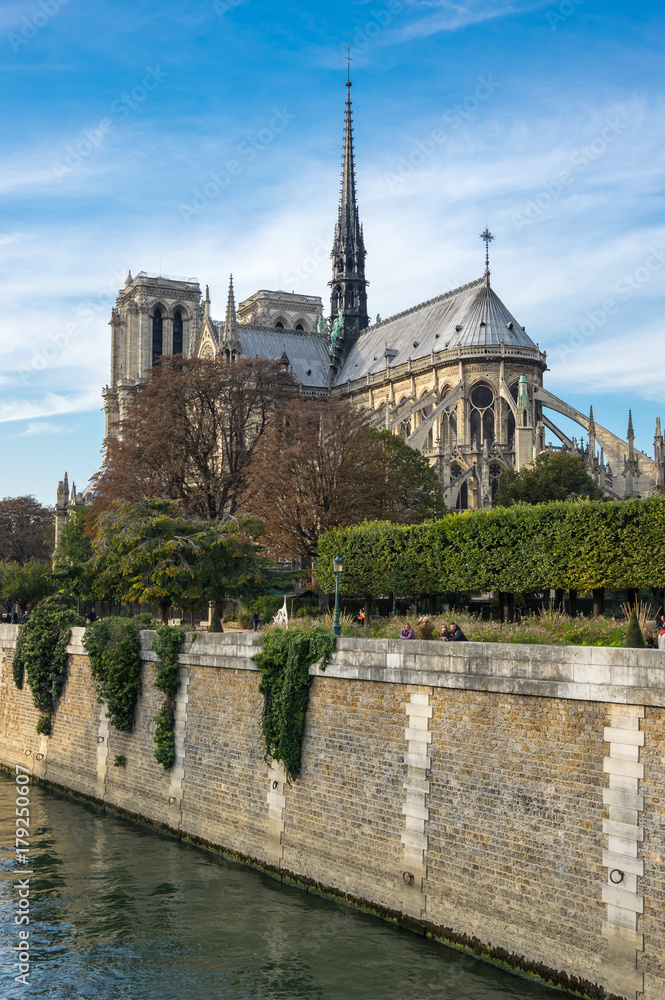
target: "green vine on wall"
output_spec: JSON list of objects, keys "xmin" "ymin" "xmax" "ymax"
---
[
  {"xmin": 12, "ymin": 603, "xmax": 85, "ymax": 735},
  {"xmin": 151, "ymin": 625, "xmax": 185, "ymax": 770},
  {"xmin": 83, "ymin": 618, "xmax": 142, "ymax": 732},
  {"xmin": 253, "ymin": 627, "xmax": 335, "ymax": 782}
]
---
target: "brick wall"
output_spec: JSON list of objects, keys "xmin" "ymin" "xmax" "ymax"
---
[{"xmin": 1, "ymin": 623, "xmax": 664, "ymax": 1000}]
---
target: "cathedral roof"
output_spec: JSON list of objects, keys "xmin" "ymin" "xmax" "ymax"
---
[
  {"xmin": 210, "ymin": 321, "xmax": 330, "ymax": 388},
  {"xmin": 336, "ymin": 275, "xmax": 539, "ymax": 382}
]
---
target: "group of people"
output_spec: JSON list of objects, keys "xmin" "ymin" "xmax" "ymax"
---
[
  {"xmin": 400, "ymin": 616, "xmax": 467, "ymax": 641},
  {"xmin": 1, "ymin": 611, "xmax": 28, "ymax": 624}
]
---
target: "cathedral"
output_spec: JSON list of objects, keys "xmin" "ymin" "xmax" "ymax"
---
[{"xmin": 57, "ymin": 72, "xmax": 664, "ymax": 537}]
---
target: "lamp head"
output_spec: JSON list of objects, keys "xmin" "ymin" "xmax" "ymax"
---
[{"xmin": 333, "ymin": 554, "xmax": 343, "ymax": 575}]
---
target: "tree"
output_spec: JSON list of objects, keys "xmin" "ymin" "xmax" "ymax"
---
[
  {"xmin": 52, "ymin": 507, "xmax": 94, "ymax": 601},
  {"xmin": 0, "ymin": 496, "xmax": 54, "ymax": 564},
  {"xmin": 623, "ymin": 608, "xmax": 646, "ymax": 648},
  {"xmin": 0, "ymin": 560, "xmax": 55, "ymax": 612},
  {"xmin": 92, "ymin": 499, "xmax": 269, "ymax": 624},
  {"xmin": 96, "ymin": 355, "xmax": 294, "ymax": 520},
  {"xmin": 243, "ymin": 398, "xmax": 445, "ymax": 560},
  {"xmin": 493, "ymin": 453, "xmax": 605, "ymax": 506}
]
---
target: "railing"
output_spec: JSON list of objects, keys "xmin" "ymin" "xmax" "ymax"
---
[{"xmin": 134, "ymin": 271, "xmax": 199, "ymax": 286}]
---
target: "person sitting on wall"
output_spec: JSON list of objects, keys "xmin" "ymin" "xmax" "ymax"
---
[
  {"xmin": 646, "ymin": 634, "xmax": 656, "ymax": 649},
  {"xmin": 438, "ymin": 624, "xmax": 451, "ymax": 641},
  {"xmin": 446, "ymin": 622, "xmax": 468, "ymax": 642},
  {"xmin": 415, "ymin": 616, "xmax": 435, "ymax": 640},
  {"xmin": 400, "ymin": 623, "xmax": 416, "ymax": 639},
  {"xmin": 658, "ymin": 627, "xmax": 665, "ymax": 650}
]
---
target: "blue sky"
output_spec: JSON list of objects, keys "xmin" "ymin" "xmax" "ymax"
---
[{"xmin": 1, "ymin": 0, "xmax": 664, "ymax": 503}]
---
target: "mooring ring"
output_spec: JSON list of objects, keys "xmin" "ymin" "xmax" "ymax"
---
[
  {"xmin": 610, "ymin": 869, "xmax": 624, "ymax": 884},
  {"xmin": 402, "ymin": 871, "xmax": 414, "ymax": 885}
]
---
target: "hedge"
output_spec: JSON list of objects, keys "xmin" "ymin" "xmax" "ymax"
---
[{"xmin": 316, "ymin": 497, "xmax": 665, "ymax": 596}]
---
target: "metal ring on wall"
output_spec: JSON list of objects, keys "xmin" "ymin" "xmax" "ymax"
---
[
  {"xmin": 168, "ymin": 796, "xmax": 176, "ymax": 805},
  {"xmin": 97, "ymin": 736, "xmax": 105, "ymax": 744},
  {"xmin": 24, "ymin": 750, "xmax": 31, "ymax": 756},
  {"xmin": 36, "ymin": 754, "xmax": 44, "ymax": 761},
  {"xmin": 272, "ymin": 780, "xmax": 279, "ymax": 790},
  {"xmin": 610, "ymin": 869, "xmax": 624, "ymax": 884},
  {"xmin": 402, "ymin": 871, "xmax": 414, "ymax": 885}
]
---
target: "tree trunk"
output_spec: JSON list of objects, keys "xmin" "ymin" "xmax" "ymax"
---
[
  {"xmin": 626, "ymin": 588, "xmax": 638, "ymax": 610},
  {"xmin": 158, "ymin": 602, "xmax": 171, "ymax": 625},
  {"xmin": 209, "ymin": 598, "xmax": 224, "ymax": 633},
  {"xmin": 389, "ymin": 592, "xmax": 396, "ymax": 617},
  {"xmin": 498, "ymin": 591, "xmax": 505, "ymax": 623},
  {"xmin": 318, "ymin": 588, "xmax": 329, "ymax": 613},
  {"xmin": 652, "ymin": 588, "xmax": 664, "ymax": 621},
  {"xmin": 554, "ymin": 588, "xmax": 565, "ymax": 613},
  {"xmin": 364, "ymin": 593, "xmax": 373, "ymax": 631},
  {"xmin": 569, "ymin": 589, "xmax": 578, "ymax": 618},
  {"xmin": 429, "ymin": 594, "xmax": 436, "ymax": 615},
  {"xmin": 502, "ymin": 592, "xmax": 514, "ymax": 623},
  {"xmin": 592, "ymin": 588, "xmax": 604, "ymax": 618}
]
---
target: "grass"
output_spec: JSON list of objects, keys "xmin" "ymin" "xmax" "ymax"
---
[{"xmin": 264, "ymin": 608, "xmax": 644, "ymax": 647}]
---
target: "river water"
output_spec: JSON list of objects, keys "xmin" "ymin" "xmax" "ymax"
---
[{"xmin": 0, "ymin": 774, "xmax": 561, "ymax": 1000}]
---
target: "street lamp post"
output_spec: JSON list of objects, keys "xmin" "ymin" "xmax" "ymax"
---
[{"xmin": 332, "ymin": 554, "xmax": 343, "ymax": 637}]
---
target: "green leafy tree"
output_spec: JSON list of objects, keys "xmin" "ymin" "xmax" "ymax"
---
[
  {"xmin": 365, "ymin": 429, "xmax": 446, "ymax": 522},
  {"xmin": 92, "ymin": 500, "xmax": 206, "ymax": 623},
  {"xmin": 1, "ymin": 559, "xmax": 55, "ymax": 613},
  {"xmin": 52, "ymin": 507, "xmax": 94, "ymax": 601},
  {"xmin": 92, "ymin": 500, "xmax": 269, "ymax": 625},
  {"xmin": 494, "ymin": 453, "xmax": 605, "ymax": 506}
]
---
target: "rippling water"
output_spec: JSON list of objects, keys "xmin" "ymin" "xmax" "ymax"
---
[{"xmin": 0, "ymin": 774, "xmax": 560, "ymax": 1000}]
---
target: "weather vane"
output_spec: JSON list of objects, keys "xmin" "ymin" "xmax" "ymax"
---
[
  {"xmin": 346, "ymin": 45, "xmax": 352, "ymax": 85},
  {"xmin": 480, "ymin": 225, "xmax": 494, "ymax": 271}
]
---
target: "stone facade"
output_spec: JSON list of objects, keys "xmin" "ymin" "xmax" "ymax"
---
[
  {"xmin": 2, "ymin": 624, "xmax": 665, "ymax": 999},
  {"xmin": 236, "ymin": 289, "xmax": 323, "ymax": 333}
]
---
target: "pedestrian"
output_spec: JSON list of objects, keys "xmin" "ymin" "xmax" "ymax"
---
[
  {"xmin": 447, "ymin": 622, "xmax": 468, "ymax": 642},
  {"xmin": 87, "ymin": 607, "xmax": 97, "ymax": 623},
  {"xmin": 400, "ymin": 622, "xmax": 415, "ymax": 639},
  {"xmin": 658, "ymin": 627, "xmax": 665, "ymax": 650},
  {"xmin": 415, "ymin": 616, "xmax": 435, "ymax": 640},
  {"xmin": 357, "ymin": 608, "xmax": 365, "ymax": 625},
  {"xmin": 252, "ymin": 610, "xmax": 259, "ymax": 632}
]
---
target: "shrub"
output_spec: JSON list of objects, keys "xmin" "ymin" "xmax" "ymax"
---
[{"xmin": 83, "ymin": 618, "xmax": 142, "ymax": 732}]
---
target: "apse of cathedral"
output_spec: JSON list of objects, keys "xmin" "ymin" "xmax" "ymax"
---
[{"xmin": 70, "ymin": 70, "xmax": 663, "ymax": 534}]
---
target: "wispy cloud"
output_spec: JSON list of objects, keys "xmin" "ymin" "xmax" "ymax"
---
[
  {"xmin": 0, "ymin": 391, "xmax": 101, "ymax": 425},
  {"xmin": 396, "ymin": 0, "xmax": 547, "ymax": 41},
  {"xmin": 17, "ymin": 420, "xmax": 77, "ymax": 437}
]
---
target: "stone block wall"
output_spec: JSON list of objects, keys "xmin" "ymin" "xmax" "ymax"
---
[{"xmin": 1, "ymin": 623, "xmax": 664, "ymax": 999}]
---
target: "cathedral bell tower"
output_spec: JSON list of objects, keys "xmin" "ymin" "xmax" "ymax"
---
[{"xmin": 329, "ymin": 55, "xmax": 369, "ymax": 383}]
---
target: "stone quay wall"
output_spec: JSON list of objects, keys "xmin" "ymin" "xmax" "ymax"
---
[{"xmin": 1, "ymin": 623, "xmax": 664, "ymax": 1000}]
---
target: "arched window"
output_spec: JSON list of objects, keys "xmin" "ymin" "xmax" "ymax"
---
[
  {"xmin": 489, "ymin": 463, "xmax": 502, "ymax": 502},
  {"xmin": 225, "ymin": 349, "xmax": 230, "ymax": 362},
  {"xmin": 173, "ymin": 310, "xmax": 183, "ymax": 355},
  {"xmin": 275, "ymin": 321, "xmax": 284, "ymax": 329},
  {"xmin": 152, "ymin": 309, "xmax": 163, "ymax": 364},
  {"xmin": 469, "ymin": 382, "xmax": 494, "ymax": 446},
  {"xmin": 457, "ymin": 480, "xmax": 469, "ymax": 510},
  {"xmin": 295, "ymin": 324, "xmax": 304, "ymax": 331}
]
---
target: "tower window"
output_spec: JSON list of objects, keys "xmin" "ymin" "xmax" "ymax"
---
[
  {"xmin": 275, "ymin": 322, "xmax": 284, "ymax": 329},
  {"xmin": 152, "ymin": 308, "xmax": 163, "ymax": 364},
  {"xmin": 295, "ymin": 324, "xmax": 304, "ymax": 331},
  {"xmin": 173, "ymin": 310, "xmax": 183, "ymax": 355}
]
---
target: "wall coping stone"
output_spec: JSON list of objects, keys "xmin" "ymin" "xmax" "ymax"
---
[{"xmin": 46, "ymin": 627, "xmax": 665, "ymax": 707}]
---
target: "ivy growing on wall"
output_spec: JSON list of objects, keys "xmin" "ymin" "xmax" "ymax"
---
[
  {"xmin": 12, "ymin": 603, "xmax": 85, "ymax": 735},
  {"xmin": 82, "ymin": 618, "xmax": 142, "ymax": 732},
  {"xmin": 253, "ymin": 627, "xmax": 335, "ymax": 782},
  {"xmin": 151, "ymin": 625, "xmax": 185, "ymax": 770}
]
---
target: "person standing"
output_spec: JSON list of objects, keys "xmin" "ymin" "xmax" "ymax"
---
[{"xmin": 252, "ymin": 611, "xmax": 259, "ymax": 632}]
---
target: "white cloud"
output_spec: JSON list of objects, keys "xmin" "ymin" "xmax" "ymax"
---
[
  {"xmin": 17, "ymin": 420, "xmax": 75, "ymax": 437},
  {"xmin": 0, "ymin": 391, "xmax": 101, "ymax": 425}
]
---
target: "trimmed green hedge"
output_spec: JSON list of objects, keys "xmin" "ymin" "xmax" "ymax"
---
[{"xmin": 316, "ymin": 497, "xmax": 665, "ymax": 596}]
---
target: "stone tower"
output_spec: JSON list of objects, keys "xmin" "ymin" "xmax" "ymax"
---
[
  {"xmin": 103, "ymin": 271, "xmax": 202, "ymax": 453},
  {"xmin": 329, "ymin": 70, "xmax": 369, "ymax": 382}
]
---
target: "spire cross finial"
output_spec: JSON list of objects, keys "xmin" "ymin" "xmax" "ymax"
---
[
  {"xmin": 346, "ymin": 45, "xmax": 352, "ymax": 86},
  {"xmin": 480, "ymin": 225, "xmax": 494, "ymax": 271}
]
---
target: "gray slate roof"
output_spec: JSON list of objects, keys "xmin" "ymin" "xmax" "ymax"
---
[
  {"xmin": 215, "ymin": 321, "xmax": 330, "ymax": 388},
  {"xmin": 336, "ymin": 276, "xmax": 537, "ymax": 383}
]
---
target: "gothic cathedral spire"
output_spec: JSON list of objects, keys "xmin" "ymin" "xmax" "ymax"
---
[{"xmin": 329, "ymin": 61, "xmax": 369, "ymax": 381}]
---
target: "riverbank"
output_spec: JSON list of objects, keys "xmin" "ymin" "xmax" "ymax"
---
[{"xmin": 1, "ymin": 625, "xmax": 662, "ymax": 999}]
